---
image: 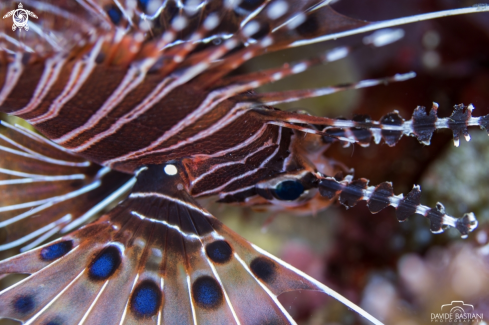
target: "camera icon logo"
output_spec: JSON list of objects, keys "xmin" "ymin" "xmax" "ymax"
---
[{"xmin": 441, "ymin": 301, "xmax": 474, "ymax": 317}]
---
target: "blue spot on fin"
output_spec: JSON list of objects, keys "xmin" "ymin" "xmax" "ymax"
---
[
  {"xmin": 40, "ymin": 241, "xmax": 73, "ymax": 261},
  {"xmin": 130, "ymin": 280, "xmax": 162, "ymax": 317},
  {"xmin": 88, "ymin": 246, "xmax": 121, "ymax": 281},
  {"xmin": 192, "ymin": 276, "xmax": 223, "ymax": 310}
]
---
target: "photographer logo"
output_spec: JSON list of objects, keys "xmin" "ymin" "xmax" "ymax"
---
[
  {"xmin": 432, "ymin": 301, "xmax": 484, "ymax": 322},
  {"xmin": 3, "ymin": 3, "xmax": 38, "ymax": 32}
]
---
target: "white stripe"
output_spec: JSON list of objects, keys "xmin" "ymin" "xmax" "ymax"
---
[
  {"xmin": 157, "ymin": 277, "xmax": 164, "ymax": 325},
  {"xmin": 0, "ymin": 167, "xmax": 84, "ymax": 180},
  {"xmin": 187, "ymin": 275, "xmax": 198, "ymax": 325},
  {"xmin": 118, "ymin": 274, "xmax": 140, "ymax": 325},
  {"xmin": 78, "ymin": 280, "xmax": 110, "ymax": 325},
  {"xmin": 0, "ymin": 214, "xmax": 71, "ymax": 251},
  {"xmin": 29, "ymin": 38, "xmax": 104, "ymax": 124},
  {"xmin": 195, "ymin": 124, "xmax": 268, "ymax": 159},
  {"xmin": 12, "ymin": 56, "xmax": 67, "ymax": 115},
  {"xmin": 0, "ymin": 181, "xmax": 101, "ymax": 226},
  {"xmin": 131, "ymin": 211, "xmax": 201, "ymax": 240},
  {"xmin": 202, "ymin": 248, "xmax": 241, "ymax": 324},
  {"xmin": 103, "ymin": 83, "xmax": 259, "ymax": 164},
  {"xmin": 191, "ymin": 141, "xmax": 276, "ymax": 186},
  {"xmin": 104, "ymin": 102, "xmax": 253, "ymax": 166},
  {"xmin": 20, "ymin": 226, "xmax": 63, "ymax": 252},
  {"xmin": 129, "ymin": 192, "xmax": 212, "ymax": 217},
  {"xmin": 195, "ymin": 126, "xmax": 283, "ymax": 197},
  {"xmin": 70, "ymin": 40, "xmax": 238, "ymax": 153},
  {"xmin": 0, "ymin": 120, "xmax": 81, "ymax": 154},
  {"xmin": 251, "ymin": 244, "xmax": 384, "ymax": 325},
  {"xmin": 61, "ymin": 177, "xmax": 136, "ymax": 233},
  {"xmin": 0, "ymin": 53, "xmax": 23, "ymax": 106},
  {"xmin": 233, "ymin": 253, "xmax": 297, "ymax": 325},
  {"xmin": 24, "ymin": 269, "xmax": 86, "ymax": 325},
  {"xmin": 54, "ymin": 58, "xmax": 156, "ymax": 144},
  {"xmin": 0, "ymin": 245, "xmax": 80, "ymax": 297},
  {"xmin": 0, "ymin": 133, "xmax": 90, "ymax": 167},
  {"xmin": 0, "ymin": 177, "xmax": 83, "ymax": 186},
  {"xmin": 68, "ymin": 75, "xmax": 173, "ymax": 152},
  {"xmin": 217, "ymin": 185, "xmax": 255, "ymax": 198},
  {"xmin": 290, "ymin": 6, "xmax": 489, "ymax": 48}
]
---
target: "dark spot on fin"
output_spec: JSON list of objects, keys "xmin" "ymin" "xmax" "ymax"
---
[
  {"xmin": 206, "ymin": 240, "xmax": 233, "ymax": 264},
  {"xmin": 250, "ymin": 257, "xmax": 277, "ymax": 283},
  {"xmin": 192, "ymin": 276, "xmax": 223, "ymax": 310},
  {"xmin": 130, "ymin": 280, "xmax": 162, "ymax": 318},
  {"xmin": 40, "ymin": 241, "xmax": 73, "ymax": 261},
  {"xmin": 13, "ymin": 295, "xmax": 35, "ymax": 314},
  {"xmin": 88, "ymin": 246, "xmax": 121, "ymax": 281}
]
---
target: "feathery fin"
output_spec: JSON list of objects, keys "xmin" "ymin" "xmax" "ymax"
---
[
  {"xmin": 0, "ymin": 163, "xmax": 383, "ymax": 325},
  {"xmin": 0, "ymin": 119, "xmax": 133, "ymax": 251}
]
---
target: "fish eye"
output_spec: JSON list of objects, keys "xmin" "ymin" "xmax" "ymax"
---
[{"xmin": 273, "ymin": 180, "xmax": 304, "ymax": 201}]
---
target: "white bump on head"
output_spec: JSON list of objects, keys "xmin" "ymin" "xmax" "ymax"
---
[
  {"xmin": 203, "ymin": 13, "xmax": 220, "ymax": 30},
  {"xmin": 172, "ymin": 16, "xmax": 188, "ymax": 31},
  {"xmin": 243, "ymin": 21, "xmax": 260, "ymax": 37},
  {"xmin": 164, "ymin": 164, "xmax": 178, "ymax": 175},
  {"xmin": 267, "ymin": 1, "xmax": 289, "ymax": 20}
]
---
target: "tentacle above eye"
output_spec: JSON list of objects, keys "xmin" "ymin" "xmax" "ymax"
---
[{"xmin": 318, "ymin": 174, "xmax": 478, "ymax": 238}]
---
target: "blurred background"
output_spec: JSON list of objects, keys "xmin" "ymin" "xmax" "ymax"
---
[
  {"xmin": 1, "ymin": 0, "xmax": 489, "ymax": 324},
  {"xmin": 215, "ymin": 0, "xmax": 489, "ymax": 324}
]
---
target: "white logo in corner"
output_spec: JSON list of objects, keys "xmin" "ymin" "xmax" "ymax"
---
[
  {"xmin": 432, "ymin": 301, "xmax": 484, "ymax": 322},
  {"xmin": 3, "ymin": 3, "xmax": 38, "ymax": 32}
]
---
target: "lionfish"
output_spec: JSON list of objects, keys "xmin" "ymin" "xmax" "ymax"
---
[{"xmin": 0, "ymin": 0, "xmax": 488, "ymax": 324}]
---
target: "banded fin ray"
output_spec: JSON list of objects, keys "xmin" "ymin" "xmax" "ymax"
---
[
  {"xmin": 0, "ymin": 164, "xmax": 382, "ymax": 325},
  {"xmin": 0, "ymin": 119, "xmax": 134, "ymax": 251},
  {"xmin": 253, "ymin": 103, "xmax": 489, "ymax": 148}
]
